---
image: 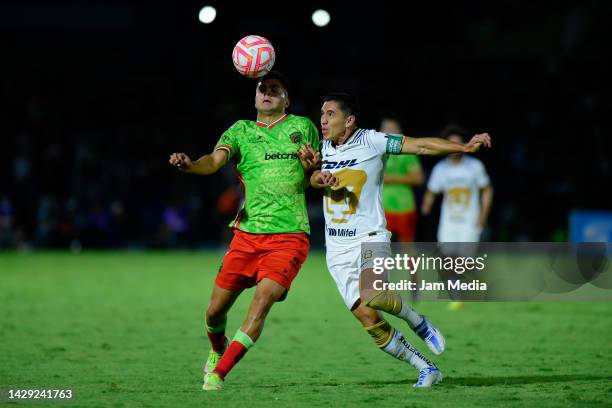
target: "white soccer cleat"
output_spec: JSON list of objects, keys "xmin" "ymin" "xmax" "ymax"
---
[
  {"xmin": 414, "ymin": 316, "xmax": 446, "ymax": 355},
  {"xmin": 413, "ymin": 366, "xmax": 443, "ymax": 388}
]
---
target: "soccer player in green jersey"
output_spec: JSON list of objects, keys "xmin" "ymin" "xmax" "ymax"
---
[{"xmin": 168, "ymin": 71, "xmax": 319, "ymax": 391}]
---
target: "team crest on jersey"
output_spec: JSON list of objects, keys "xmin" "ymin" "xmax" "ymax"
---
[{"xmin": 289, "ymin": 132, "xmax": 303, "ymax": 144}]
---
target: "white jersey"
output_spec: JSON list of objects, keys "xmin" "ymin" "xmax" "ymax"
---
[
  {"xmin": 321, "ymin": 128, "xmax": 401, "ymax": 250},
  {"xmin": 427, "ymin": 156, "xmax": 490, "ymax": 242}
]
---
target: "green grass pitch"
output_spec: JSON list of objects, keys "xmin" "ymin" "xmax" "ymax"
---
[{"xmin": 1, "ymin": 251, "xmax": 611, "ymax": 407}]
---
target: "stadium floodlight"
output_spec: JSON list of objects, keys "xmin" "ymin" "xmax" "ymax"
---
[
  {"xmin": 198, "ymin": 6, "xmax": 217, "ymax": 24},
  {"xmin": 312, "ymin": 9, "xmax": 330, "ymax": 27}
]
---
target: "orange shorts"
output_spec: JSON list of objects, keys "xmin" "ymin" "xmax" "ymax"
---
[
  {"xmin": 215, "ymin": 229, "xmax": 310, "ymax": 291},
  {"xmin": 385, "ymin": 211, "xmax": 417, "ymax": 242}
]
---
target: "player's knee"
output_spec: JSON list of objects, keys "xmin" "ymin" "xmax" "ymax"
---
[
  {"xmin": 360, "ymin": 289, "xmax": 402, "ymax": 314},
  {"xmin": 206, "ymin": 302, "xmax": 226, "ymax": 321},
  {"xmin": 360, "ymin": 288, "xmax": 380, "ymax": 306}
]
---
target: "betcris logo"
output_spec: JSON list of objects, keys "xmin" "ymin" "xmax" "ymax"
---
[
  {"xmin": 265, "ymin": 152, "xmax": 298, "ymax": 160},
  {"xmin": 322, "ymin": 159, "xmax": 358, "ymax": 170},
  {"xmin": 327, "ymin": 227, "xmax": 357, "ymax": 237}
]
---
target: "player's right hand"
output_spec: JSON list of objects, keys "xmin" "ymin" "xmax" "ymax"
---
[{"xmin": 169, "ymin": 153, "xmax": 193, "ymax": 170}]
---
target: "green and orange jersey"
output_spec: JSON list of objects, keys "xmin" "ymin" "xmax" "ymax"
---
[
  {"xmin": 383, "ymin": 154, "xmax": 421, "ymax": 214},
  {"xmin": 215, "ymin": 114, "xmax": 319, "ymax": 234}
]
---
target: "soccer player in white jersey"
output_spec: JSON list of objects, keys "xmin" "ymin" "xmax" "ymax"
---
[
  {"xmin": 299, "ymin": 93, "xmax": 491, "ymax": 388},
  {"xmin": 421, "ymin": 125, "xmax": 493, "ymax": 244},
  {"xmin": 421, "ymin": 125, "xmax": 493, "ymax": 309}
]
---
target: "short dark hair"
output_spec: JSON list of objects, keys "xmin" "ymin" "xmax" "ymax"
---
[
  {"xmin": 323, "ymin": 92, "xmax": 360, "ymax": 118},
  {"xmin": 258, "ymin": 70, "xmax": 290, "ymax": 95},
  {"xmin": 440, "ymin": 124, "xmax": 469, "ymax": 141}
]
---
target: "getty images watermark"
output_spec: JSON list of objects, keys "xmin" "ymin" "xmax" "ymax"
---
[
  {"xmin": 371, "ymin": 253, "xmax": 488, "ymax": 291},
  {"xmin": 361, "ymin": 242, "xmax": 612, "ymax": 301}
]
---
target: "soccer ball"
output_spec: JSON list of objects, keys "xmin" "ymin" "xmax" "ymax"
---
[{"xmin": 232, "ymin": 35, "xmax": 275, "ymax": 78}]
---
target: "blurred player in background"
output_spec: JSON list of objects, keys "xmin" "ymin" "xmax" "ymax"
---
[
  {"xmin": 169, "ymin": 71, "xmax": 319, "ymax": 391},
  {"xmin": 300, "ymin": 93, "xmax": 491, "ymax": 387},
  {"xmin": 421, "ymin": 124, "xmax": 493, "ymax": 308}
]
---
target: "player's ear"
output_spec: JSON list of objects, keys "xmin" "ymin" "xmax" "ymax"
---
[
  {"xmin": 285, "ymin": 97, "xmax": 290, "ymax": 109},
  {"xmin": 346, "ymin": 114, "xmax": 355, "ymax": 128}
]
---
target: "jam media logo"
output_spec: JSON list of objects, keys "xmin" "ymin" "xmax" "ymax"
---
[
  {"xmin": 265, "ymin": 152, "xmax": 299, "ymax": 160},
  {"xmin": 322, "ymin": 159, "xmax": 358, "ymax": 170},
  {"xmin": 289, "ymin": 132, "xmax": 303, "ymax": 144},
  {"xmin": 327, "ymin": 227, "xmax": 357, "ymax": 237}
]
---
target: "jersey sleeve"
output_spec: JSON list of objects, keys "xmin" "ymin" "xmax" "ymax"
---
[
  {"xmin": 214, "ymin": 121, "xmax": 242, "ymax": 160},
  {"xmin": 427, "ymin": 162, "xmax": 444, "ymax": 193},
  {"xmin": 474, "ymin": 159, "xmax": 490, "ymax": 188},
  {"xmin": 367, "ymin": 130, "xmax": 403, "ymax": 156}
]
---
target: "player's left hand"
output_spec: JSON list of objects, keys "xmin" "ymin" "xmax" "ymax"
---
[
  {"xmin": 297, "ymin": 143, "xmax": 321, "ymax": 171},
  {"xmin": 312, "ymin": 171, "xmax": 338, "ymax": 188},
  {"xmin": 464, "ymin": 133, "xmax": 492, "ymax": 153}
]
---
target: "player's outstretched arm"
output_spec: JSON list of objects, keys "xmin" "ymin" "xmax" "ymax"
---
[
  {"xmin": 401, "ymin": 133, "xmax": 492, "ymax": 156},
  {"xmin": 168, "ymin": 149, "xmax": 228, "ymax": 175}
]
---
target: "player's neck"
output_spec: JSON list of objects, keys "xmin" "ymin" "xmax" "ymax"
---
[
  {"xmin": 256, "ymin": 111, "xmax": 286, "ymax": 124},
  {"xmin": 336, "ymin": 126, "xmax": 358, "ymax": 145}
]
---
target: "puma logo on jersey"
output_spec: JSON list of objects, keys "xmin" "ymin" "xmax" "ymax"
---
[{"xmin": 322, "ymin": 159, "xmax": 358, "ymax": 170}]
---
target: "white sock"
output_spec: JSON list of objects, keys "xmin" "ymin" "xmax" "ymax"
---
[
  {"xmin": 394, "ymin": 301, "xmax": 423, "ymax": 329},
  {"xmin": 382, "ymin": 329, "xmax": 433, "ymax": 370}
]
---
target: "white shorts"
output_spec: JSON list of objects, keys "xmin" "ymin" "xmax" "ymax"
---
[{"xmin": 326, "ymin": 232, "xmax": 391, "ymax": 309}]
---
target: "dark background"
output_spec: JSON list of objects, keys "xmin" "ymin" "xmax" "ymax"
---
[{"xmin": 1, "ymin": 1, "xmax": 610, "ymax": 250}]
